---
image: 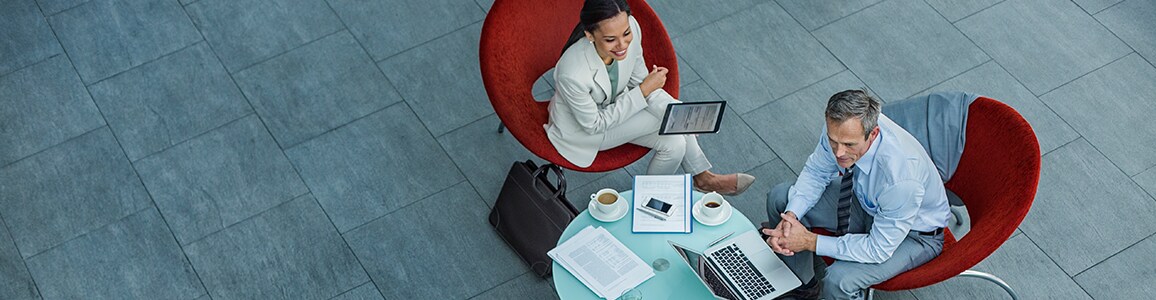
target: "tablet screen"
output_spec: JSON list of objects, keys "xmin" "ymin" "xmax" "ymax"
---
[{"xmin": 659, "ymin": 101, "xmax": 726, "ymax": 135}]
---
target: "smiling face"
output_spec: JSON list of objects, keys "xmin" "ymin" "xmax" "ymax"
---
[
  {"xmin": 584, "ymin": 12, "xmax": 632, "ymax": 65},
  {"xmin": 826, "ymin": 117, "xmax": 879, "ymax": 170}
]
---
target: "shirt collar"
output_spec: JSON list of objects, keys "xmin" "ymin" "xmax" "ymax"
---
[{"xmin": 855, "ymin": 128, "xmax": 883, "ymax": 176}]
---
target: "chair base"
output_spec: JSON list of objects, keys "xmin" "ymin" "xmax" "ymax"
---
[{"xmin": 866, "ymin": 270, "xmax": 1017, "ymax": 300}]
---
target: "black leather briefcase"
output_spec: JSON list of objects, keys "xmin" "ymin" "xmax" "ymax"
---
[{"xmin": 488, "ymin": 160, "xmax": 579, "ymax": 278}]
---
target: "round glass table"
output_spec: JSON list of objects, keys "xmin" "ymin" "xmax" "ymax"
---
[{"xmin": 553, "ymin": 190, "xmax": 757, "ymax": 299}]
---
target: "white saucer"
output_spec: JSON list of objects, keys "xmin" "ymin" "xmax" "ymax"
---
[
  {"xmin": 588, "ymin": 200, "xmax": 628, "ymax": 222},
  {"xmin": 692, "ymin": 199, "xmax": 732, "ymax": 226}
]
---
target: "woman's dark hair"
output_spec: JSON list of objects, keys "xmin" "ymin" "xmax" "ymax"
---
[{"xmin": 561, "ymin": 0, "xmax": 631, "ymax": 57}]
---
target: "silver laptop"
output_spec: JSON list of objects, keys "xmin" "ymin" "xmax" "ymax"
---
[{"xmin": 669, "ymin": 231, "xmax": 802, "ymax": 300}]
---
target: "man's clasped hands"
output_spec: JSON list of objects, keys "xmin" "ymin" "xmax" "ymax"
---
[{"xmin": 760, "ymin": 212, "xmax": 819, "ymax": 256}]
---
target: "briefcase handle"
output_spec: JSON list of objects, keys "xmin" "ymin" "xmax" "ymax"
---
[{"xmin": 530, "ymin": 163, "xmax": 566, "ymax": 199}]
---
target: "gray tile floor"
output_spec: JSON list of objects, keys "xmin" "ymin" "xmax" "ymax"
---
[{"xmin": 2, "ymin": 0, "xmax": 1154, "ymax": 298}]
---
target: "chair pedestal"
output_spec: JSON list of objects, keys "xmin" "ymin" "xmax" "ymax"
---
[{"xmin": 866, "ymin": 270, "xmax": 1018, "ymax": 300}]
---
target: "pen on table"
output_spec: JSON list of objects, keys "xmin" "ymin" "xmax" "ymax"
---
[
  {"xmin": 707, "ymin": 231, "xmax": 735, "ymax": 247},
  {"xmin": 635, "ymin": 207, "xmax": 667, "ymax": 221}
]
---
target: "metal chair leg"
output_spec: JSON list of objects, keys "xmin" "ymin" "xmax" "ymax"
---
[
  {"xmin": 865, "ymin": 270, "xmax": 1016, "ymax": 300},
  {"xmin": 498, "ymin": 122, "xmax": 505, "ymax": 133},
  {"xmin": 959, "ymin": 270, "xmax": 1018, "ymax": 300}
]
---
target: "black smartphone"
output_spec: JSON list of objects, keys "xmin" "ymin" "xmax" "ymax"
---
[{"xmin": 643, "ymin": 198, "xmax": 674, "ymax": 216}]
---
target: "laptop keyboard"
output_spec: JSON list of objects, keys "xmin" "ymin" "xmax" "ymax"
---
[{"xmin": 712, "ymin": 245, "xmax": 776, "ymax": 299}]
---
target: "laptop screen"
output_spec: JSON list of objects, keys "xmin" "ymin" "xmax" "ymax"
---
[{"xmin": 669, "ymin": 242, "xmax": 737, "ymax": 300}]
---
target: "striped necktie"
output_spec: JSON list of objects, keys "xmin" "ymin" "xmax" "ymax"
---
[{"xmin": 836, "ymin": 166, "xmax": 855, "ymax": 236}]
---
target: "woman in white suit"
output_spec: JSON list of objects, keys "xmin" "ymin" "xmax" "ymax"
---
[{"xmin": 544, "ymin": 0, "xmax": 754, "ymax": 195}]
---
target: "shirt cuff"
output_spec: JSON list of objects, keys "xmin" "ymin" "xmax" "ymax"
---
[
  {"xmin": 815, "ymin": 235, "xmax": 838, "ymax": 257},
  {"xmin": 784, "ymin": 202, "xmax": 809, "ymax": 219}
]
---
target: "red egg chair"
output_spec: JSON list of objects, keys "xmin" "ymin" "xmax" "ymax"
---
[
  {"xmin": 813, "ymin": 97, "xmax": 1038, "ymax": 299},
  {"xmin": 479, "ymin": 0, "xmax": 680, "ymax": 172}
]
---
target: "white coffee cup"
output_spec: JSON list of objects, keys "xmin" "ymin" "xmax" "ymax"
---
[
  {"xmin": 701, "ymin": 192, "xmax": 727, "ymax": 219},
  {"xmin": 590, "ymin": 188, "xmax": 621, "ymax": 215}
]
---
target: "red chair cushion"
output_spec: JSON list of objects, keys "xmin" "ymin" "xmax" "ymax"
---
[{"xmin": 480, "ymin": 0, "xmax": 679, "ymax": 172}]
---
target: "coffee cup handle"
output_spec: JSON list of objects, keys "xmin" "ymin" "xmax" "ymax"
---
[{"xmin": 590, "ymin": 193, "xmax": 596, "ymax": 201}]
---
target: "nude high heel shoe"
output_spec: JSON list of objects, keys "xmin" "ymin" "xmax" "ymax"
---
[
  {"xmin": 693, "ymin": 173, "xmax": 756, "ymax": 196},
  {"xmin": 730, "ymin": 173, "xmax": 755, "ymax": 196}
]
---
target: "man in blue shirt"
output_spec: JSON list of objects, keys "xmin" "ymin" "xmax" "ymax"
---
[{"xmin": 763, "ymin": 90, "xmax": 950, "ymax": 300}]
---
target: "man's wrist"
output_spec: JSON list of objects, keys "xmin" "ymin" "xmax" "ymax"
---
[{"xmin": 806, "ymin": 231, "xmax": 817, "ymax": 252}]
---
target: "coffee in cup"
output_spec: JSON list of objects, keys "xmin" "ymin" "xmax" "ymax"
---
[
  {"xmin": 700, "ymin": 192, "xmax": 727, "ymax": 219},
  {"xmin": 590, "ymin": 188, "xmax": 621, "ymax": 215}
]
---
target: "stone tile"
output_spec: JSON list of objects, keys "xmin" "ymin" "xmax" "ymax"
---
[
  {"xmin": 725, "ymin": 158, "xmax": 798, "ymax": 228},
  {"xmin": 185, "ymin": 0, "xmax": 344, "ymax": 72},
  {"xmin": 0, "ymin": 216, "xmax": 38, "ymax": 300},
  {"xmin": 1020, "ymin": 138, "xmax": 1156, "ymax": 275},
  {"xmin": 564, "ymin": 170, "xmax": 634, "ymax": 211},
  {"xmin": 0, "ymin": 128, "xmax": 152, "ymax": 258},
  {"xmin": 0, "ymin": 0, "xmax": 61, "ymax": 76},
  {"xmin": 47, "ymin": 0, "xmax": 201, "ymax": 83},
  {"xmin": 470, "ymin": 272, "xmax": 558, "ymax": 300},
  {"xmin": 235, "ymin": 31, "xmax": 402, "ymax": 148},
  {"xmin": 37, "ymin": 0, "xmax": 88, "ymax": 15},
  {"xmin": 775, "ymin": 0, "xmax": 881, "ymax": 30},
  {"xmin": 439, "ymin": 114, "xmax": 615, "ymax": 207},
  {"xmin": 872, "ymin": 290, "xmax": 918, "ymax": 300},
  {"xmin": 680, "ymin": 81, "xmax": 777, "ymax": 175},
  {"xmin": 135, "ymin": 115, "xmax": 308, "ymax": 245},
  {"xmin": 919, "ymin": 61, "xmax": 1079, "ymax": 154},
  {"xmin": 25, "ymin": 208, "xmax": 204, "ymax": 300},
  {"xmin": 677, "ymin": 2, "xmax": 843, "ymax": 114},
  {"xmin": 1074, "ymin": 233, "xmax": 1156, "ymax": 299},
  {"xmin": 1136, "ymin": 167, "xmax": 1156, "ymax": 200},
  {"xmin": 474, "ymin": 0, "xmax": 492, "ymax": 12},
  {"xmin": 743, "ymin": 70, "xmax": 866, "ymax": 174},
  {"xmin": 924, "ymin": 0, "xmax": 1001, "ymax": 22},
  {"xmin": 344, "ymin": 183, "xmax": 525, "ymax": 300},
  {"xmin": 184, "ymin": 195, "xmax": 367, "ymax": 300},
  {"xmin": 89, "ymin": 42, "xmax": 252, "ymax": 161},
  {"xmin": 677, "ymin": 56, "xmax": 701, "ymax": 85},
  {"xmin": 1096, "ymin": 0, "xmax": 1156, "ymax": 65},
  {"xmin": 647, "ymin": 0, "xmax": 769, "ymax": 38},
  {"xmin": 0, "ymin": 55, "xmax": 104, "ymax": 167},
  {"xmin": 379, "ymin": 24, "xmax": 492, "ymax": 137},
  {"xmin": 327, "ymin": 0, "xmax": 484, "ymax": 61},
  {"xmin": 955, "ymin": 0, "xmax": 1131, "ymax": 95},
  {"xmin": 285, "ymin": 104, "xmax": 464, "ymax": 232},
  {"xmin": 910, "ymin": 235, "xmax": 1092, "ymax": 300},
  {"xmin": 1074, "ymin": 0, "xmax": 1122, "ymax": 14},
  {"xmin": 330, "ymin": 282, "xmax": 383, "ymax": 300},
  {"xmin": 814, "ymin": 0, "xmax": 989, "ymax": 102},
  {"xmin": 1041, "ymin": 54, "xmax": 1156, "ymax": 175}
]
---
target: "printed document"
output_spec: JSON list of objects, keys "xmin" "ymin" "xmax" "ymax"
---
[
  {"xmin": 548, "ymin": 226, "xmax": 654, "ymax": 299},
  {"xmin": 631, "ymin": 174, "xmax": 692, "ymax": 233}
]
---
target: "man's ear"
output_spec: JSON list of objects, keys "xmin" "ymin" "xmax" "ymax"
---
[{"xmin": 868, "ymin": 126, "xmax": 880, "ymax": 140}]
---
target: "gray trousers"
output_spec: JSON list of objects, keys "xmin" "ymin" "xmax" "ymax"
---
[{"xmin": 766, "ymin": 182, "xmax": 944, "ymax": 300}]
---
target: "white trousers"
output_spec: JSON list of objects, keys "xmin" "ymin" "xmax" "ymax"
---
[{"xmin": 598, "ymin": 103, "xmax": 712, "ymax": 175}]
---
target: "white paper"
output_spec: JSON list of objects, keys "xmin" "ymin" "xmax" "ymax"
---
[
  {"xmin": 631, "ymin": 174, "xmax": 692, "ymax": 233},
  {"xmin": 548, "ymin": 226, "xmax": 655, "ymax": 299}
]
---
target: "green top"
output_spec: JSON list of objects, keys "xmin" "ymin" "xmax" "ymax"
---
[{"xmin": 606, "ymin": 60, "xmax": 619, "ymax": 99}]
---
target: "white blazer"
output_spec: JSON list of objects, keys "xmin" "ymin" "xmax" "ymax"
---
[{"xmin": 545, "ymin": 16, "xmax": 675, "ymax": 168}]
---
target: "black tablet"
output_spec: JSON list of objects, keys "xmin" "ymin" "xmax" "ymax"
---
[{"xmin": 658, "ymin": 101, "xmax": 727, "ymax": 135}]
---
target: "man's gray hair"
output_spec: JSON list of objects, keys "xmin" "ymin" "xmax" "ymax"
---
[{"xmin": 825, "ymin": 90, "xmax": 881, "ymax": 139}]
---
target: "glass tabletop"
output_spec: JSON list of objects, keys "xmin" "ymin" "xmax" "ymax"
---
[{"xmin": 553, "ymin": 190, "xmax": 757, "ymax": 299}]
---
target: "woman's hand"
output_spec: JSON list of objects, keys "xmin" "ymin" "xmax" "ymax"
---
[{"xmin": 640, "ymin": 65, "xmax": 668, "ymax": 98}]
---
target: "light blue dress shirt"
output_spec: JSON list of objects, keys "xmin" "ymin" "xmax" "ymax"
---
[{"xmin": 785, "ymin": 115, "xmax": 951, "ymax": 264}]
